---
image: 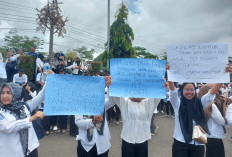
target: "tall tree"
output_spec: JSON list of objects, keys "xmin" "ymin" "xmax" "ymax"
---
[
  {"xmin": 134, "ymin": 46, "xmax": 159, "ymax": 59},
  {"xmin": 3, "ymin": 30, "xmax": 44, "ymax": 53},
  {"xmin": 73, "ymin": 46, "xmax": 95, "ymax": 61},
  {"xmin": 109, "ymin": 2, "xmax": 136, "ymax": 58},
  {"xmin": 36, "ymin": 0, "xmax": 68, "ymax": 63}
]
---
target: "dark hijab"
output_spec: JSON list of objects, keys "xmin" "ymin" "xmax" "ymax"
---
[
  {"xmin": 179, "ymin": 83, "xmax": 210, "ymax": 143},
  {"xmin": 0, "ymin": 83, "xmax": 29, "ymax": 155}
]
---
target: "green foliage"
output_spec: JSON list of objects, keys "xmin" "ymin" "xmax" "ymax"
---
[
  {"xmin": 65, "ymin": 49, "xmax": 77, "ymax": 61},
  {"xmin": 90, "ymin": 61, "xmax": 101, "ymax": 75},
  {"xmin": 3, "ymin": 30, "xmax": 44, "ymax": 53},
  {"xmin": 134, "ymin": 46, "xmax": 159, "ymax": 59},
  {"xmin": 18, "ymin": 55, "xmax": 35, "ymax": 82},
  {"xmin": 73, "ymin": 46, "xmax": 95, "ymax": 60},
  {"xmin": 108, "ymin": 2, "xmax": 136, "ymax": 60},
  {"xmin": 159, "ymin": 52, "xmax": 167, "ymax": 60}
]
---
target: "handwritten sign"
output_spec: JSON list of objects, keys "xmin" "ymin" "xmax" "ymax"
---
[
  {"xmin": 167, "ymin": 43, "xmax": 229, "ymax": 83},
  {"xmin": 0, "ymin": 62, "xmax": 6, "ymax": 79},
  {"xmin": 44, "ymin": 74, "xmax": 105, "ymax": 115},
  {"xmin": 109, "ymin": 58, "xmax": 166, "ymax": 98}
]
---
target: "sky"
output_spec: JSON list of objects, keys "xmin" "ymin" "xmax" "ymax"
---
[{"xmin": 0, "ymin": 0, "xmax": 232, "ymax": 57}]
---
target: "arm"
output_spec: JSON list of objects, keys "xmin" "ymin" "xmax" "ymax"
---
[
  {"xmin": 167, "ymin": 81, "xmax": 176, "ymax": 90},
  {"xmin": 27, "ymin": 85, "xmax": 45, "ymax": 111},
  {"xmin": 0, "ymin": 115, "xmax": 31, "ymax": 134},
  {"xmin": 75, "ymin": 115, "xmax": 94, "ymax": 130},
  {"xmin": 226, "ymin": 104, "xmax": 232, "ymax": 126},
  {"xmin": 211, "ymin": 104, "xmax": 226, "ymax": 126},
  {"xmin": 29, "ymin": 91, "xmax": 37, "ymax": 98},
  {"xmin": 210, "ymin": 83, "xmax": 223, "ymax": 95},
  {"xmin": 9, "ymin": 55, "xmax": 17, "ymax": 61}
]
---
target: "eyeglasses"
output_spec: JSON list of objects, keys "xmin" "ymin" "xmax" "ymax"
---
[
  {"xmin": 184, "ymin": 89, "xmax": 195, "ymax": 92},
  {"xmin": 1, "ymin": 91, "xmax": 12, "ymax": 95}
]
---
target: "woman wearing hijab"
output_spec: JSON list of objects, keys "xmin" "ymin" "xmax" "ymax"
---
[
  {"xmin": 0, "ymin": 83, "xmax": 45, "ymax": 157},
  {"xmin": 198, "ymin": 84, "xmax": 227, "ymax": 157},
  {"xmin": 0, "ymin": 70, "xmax": 54, "ymax": 157},
  {"xmin": 75, "ymin": 76, "xmax": 112, "ymax": 157},
  {"xmin": 167, "ymin": 80, "xmax": 223, "ymax": 157}
]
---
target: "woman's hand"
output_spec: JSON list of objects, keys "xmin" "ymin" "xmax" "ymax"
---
[
  {"xmin": 29, "ymin": 111, "xmax": 45, "ymax": 122},
  {"xmin": 47, "ymin": 70, "xmax": 54, "ymax": 75},
  {"xmin": 92, "ymin": 115, "xmax": 103, "ymax": 124},
  {"xmin": 226, "ymin": 63, "xmax": 232, "ymax": 73}
]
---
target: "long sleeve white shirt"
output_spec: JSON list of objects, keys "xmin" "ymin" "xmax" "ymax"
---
[
  {"xmin": 169, "ymin": 89, "xmax": 215, "ymax": 145},
  {"xmin": 226, "ymin": 103, "xmax": 232, "ymax": 126},
  {"xmin": 75, "ymin": 89, "xmax": 111, "ymax": 155},
  {"xmin": 66, "ymin": 62, "xmax": 82, "ymax": 75},
  {"xmin": 111, "ymin": 97, "xmax": 160, "ymax": 144},
  {"xmin": 0, "ymin": 86, "xmax": 45, "ymax": 157},
  {"xmin": 207, "ymin": 103, "xmax": 226, "ymax": 139}
]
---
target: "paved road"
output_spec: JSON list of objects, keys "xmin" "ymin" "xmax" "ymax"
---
[{"xmin": 38, "ymin": 115, "xmax": 232, "ymax": 157}]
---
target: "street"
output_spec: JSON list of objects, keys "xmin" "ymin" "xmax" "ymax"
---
[{"xmin": 38, "ymin": 115, "xmax": 232, "ymax": 157}]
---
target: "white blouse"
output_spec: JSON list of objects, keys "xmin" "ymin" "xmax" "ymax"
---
[
  {"xmin": 0, "ymin": 86, "xmax": 45, "ymax": 157},
  {"xmin": 169, "ymin": 89, "xmax": 215, "ymax": 145},
  {"xmin": 75, "ymin": 88, "xmax": 112, "ymax": 155},
  {"xmin": 112, "ymin": 97, "xmax": 160, "ymax": 144},
  {"xmin": 207, "ymin": 103, "xmax": 226, "ymax": 139}
]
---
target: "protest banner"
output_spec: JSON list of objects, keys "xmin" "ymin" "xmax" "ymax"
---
[
  {"xmin": 109, "ymin": 58, "xmax": 166, "ymax": 98},
  {"xmin": 167, "ymin": 43, "xmax": 229, "ymax": 83},
  {"xmin": 0, "ymin": 62, "xmax": 6, "ymax": 79},
  {"xmin": 44, "ymin": 74, "xmax": 105, "ymax": 115}
]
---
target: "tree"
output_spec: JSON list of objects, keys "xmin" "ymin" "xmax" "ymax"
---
[
  {"xmin": 73, "ymin": 46, "xmax": 95, "ymax": 61},
  {"xmin": 159, "ymin": 52, "xmax": 167, "ymax": 60},
  {"xmin": 2, "ymin": 30, "xmax": 44, "ymax": 54},
  {"xmin": 36, "ymin": 0, "xmax": 68, "ymax": 63},
  {"xmin": 65, "ymin": 49, "xmax": 77, "ymax": 61},
  {"xmin": 134, "ymin": 46, "xmax": 159, "ymax": 59},
  {"xmin": 108, "ymin": 2, "xmax": 136, "ymax": 58}
]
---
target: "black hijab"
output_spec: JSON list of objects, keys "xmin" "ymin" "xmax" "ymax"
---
[
  {"xmin": 179, "ymin": 83, "xmax": 210, "ymax": 143},
  {"xmin": 0, "ymin": 83, "xmax": 29, "ymax": 155}
]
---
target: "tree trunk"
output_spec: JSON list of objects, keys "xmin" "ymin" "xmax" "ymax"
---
[{"xmin": 49, "ymin": 26, "xmax": 54, "ymax": 65}]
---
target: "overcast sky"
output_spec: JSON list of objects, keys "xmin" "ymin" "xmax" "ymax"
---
[{"xmin": 0, "ymin": 0, "xmax": 232, "ymax": 56}]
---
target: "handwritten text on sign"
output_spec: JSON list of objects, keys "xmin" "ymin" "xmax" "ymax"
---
[
  {"xmin": 167, "ymin": 43, "xmax": 229, "ymax": 83},
  {"xmin": 109, "ymin": 58, "xmax": 166, "ymax": 98},
  {"xmin": 44, "ymin": 74, "xmax": 105, "ymax": 115}
]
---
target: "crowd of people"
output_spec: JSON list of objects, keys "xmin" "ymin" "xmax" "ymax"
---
[{"xmin": 1, "ymin": 47, "xmax": 232, "ymax": 157}]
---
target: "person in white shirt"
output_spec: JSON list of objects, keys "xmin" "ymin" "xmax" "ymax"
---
[
  {"xmin": 109, "ymin": 73, "xmax": 160, "ymax": 157},
  {"xmin": 198, "ymin": 84, "xmax": 227, "ymax": 157},
  {"xmin": 166, "ymin": 63, "xmax": 230, "ymax": 157},
  {"xmin": 13, "ymin": 69, "xmax": 28, "ymax": 87},
  {"xmin": 0, "ymin": 82, "xmax": 45, "ymax": 157},
  {"xmin": 220, "ymin": 84, "xmax": 230, "ymax": 98},
  {"xmin": 36, "ymin": 54, "xmax": 44, "ymax": 73},
  {"xmin": 75, "ymin": 76, "xmax": 112, "ymax": 157},
  {"xmin": 5, "ymin": 49, "xmax": 18, "ymax": 82},
  {"xmin": 66, "ymin": 57, "xmax": 82, "ymax": 75},
  {"xmin": 36, "ymin": 71, "xmax": 45, "ymax": 92}
]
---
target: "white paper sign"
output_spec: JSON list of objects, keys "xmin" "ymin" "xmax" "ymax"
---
[
  {"xmin": 0, "ymin": 62, "xmax": 6, "ymax": 79},
  {"xmin": 167, "ymin": 43, "xmax": 229, "ymax": 83}
]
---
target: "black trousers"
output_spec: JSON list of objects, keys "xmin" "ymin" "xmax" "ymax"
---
[
  {"xmin": 121, "ymin": 139, "xmax": 148, "ymax": 157},
  {"xmin": 50, "ymin": 116, "xmax": 67, "ymax": 129},
  {"xmin": 6, "ymin": 68, "xmax": 16, "ymax": 82},
  {"xmin": 165, "ymin": 101, "xmax": 174, "ymax": 116},
  {"xmin": 172, "ymin": 139, "xmax": 204, "ymax": 157},
  {"xmin": 107, "ymin": 105, "xmax": 121, "ymax": 121},
  {"xmin": 26, "ymin": 148, "xmax": 38, "ymax": 157},
  {"xmin": 70, "ymin": 115, "xmax": 79, "ymax": 136},
  {"xmin": 77, "ymin": 141, "xmax": 108, "ymax": 157},
  {"xmin": 206, "ymin": 138, "xmax": 225, "ymax": 157}
]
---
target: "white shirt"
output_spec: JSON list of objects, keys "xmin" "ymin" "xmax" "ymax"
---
[
  {"xmin": 66, "ymin": 62, "xmax": 82, "ymax": 75},
  {"xmin": 221, "ymin": 88, "xmax": 230, "ymax": 97},
  {"xmin": 207, "ymin": 104, "xmax": 226, "ymax": 139},
  {"xmin": 75, "ymin": 88, "xmax": 111, "ymax": 155},
  {"xmin": 36, "ymin": 73, "xmax": 45, "ymax": 83},
  {"xmin": 0, "ymin": 86, "xmax": 45, "ymax": 157},
  {"xmin": 169, "ymin": 89, "xmax": 215, "ymax": 145},
  {"xmin": 36, "ymin": 58, "xmax": 44, "ymax": 71},
  {"xmin": 226, "ymin": 103, "xmax": 232, "ymax": 126},
  {"xmin": 13, "ymin": 73, "xmax": 28, "ymax": 85},
  {"xmin": 112, "ymin": 97, "xmax": 160, "ymax": 144}
]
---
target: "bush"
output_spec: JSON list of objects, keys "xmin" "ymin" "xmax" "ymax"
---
[{"xmin": 18, "ymin": 55, "xmax": 35, "ymax": 81}]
